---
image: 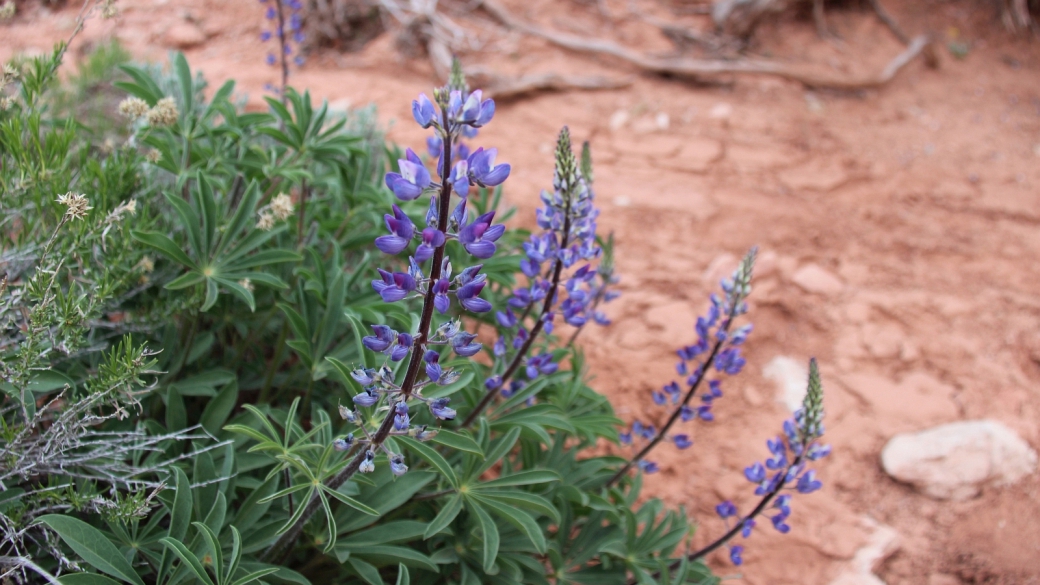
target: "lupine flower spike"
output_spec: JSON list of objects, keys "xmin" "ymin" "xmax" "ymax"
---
[
  {"xmin": 461, "ymin": 127, "xmax": 606, "ymax": 428},
  {"xmin": 608, "ymin": 248, "xmax": 756, "ymax": 485},
  {"xmin": 325, "ymin": 58, "xmax": 509, "ymax": 479}
]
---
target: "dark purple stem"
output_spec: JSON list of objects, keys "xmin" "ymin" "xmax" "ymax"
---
[
  {"xmin": 272, "ymin": 0, "xmax": 290, "ymax": 103},
  {"xmin": 263, "ymin": 109, "xmax": 456, "ymax": 563}
]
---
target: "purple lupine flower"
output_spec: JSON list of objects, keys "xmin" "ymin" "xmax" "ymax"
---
[
  {"xmin": 432, "ymin": 278, "xmax": 450, "ymax": 313},
  {"xmin": 619, "ymin": 431, "xmax": 632, "ymax": 445},
  {"xmin": 484, "ymin": 375, "xmax": 502, "ymax": 391},
  {"xmin": 351, "ymin": 367, "xmax": 376, "ymax": 385},
  {"xmin": 652, "ymin": 391, "xmax": 666, "ymax": 406},
  {"xmin": 372, "ymin": 269, "xmax": 417, "ymax": 302},
  {"xmin": 415, "ymin": 227, "xmax": 445, "ymax": 262},
  {"xmin": 730, "ymin": 546, "xmax": 744, "ymax": 566},
  {"xmin": 333, "ymin": 434, "xmax": 355, "ymax": 451},
  {"xmin": 450, "ymin": 331, "xmax": 481, "ymax": 357},
  {"xmin": 353, "ymin": 388, "xmax": 379, "ymax": 408},
  {"xmin": 524, "ymin": 353, "xmax": 557, "ymax": 379},
  {"xmin": 715, "ymin": 501, "xmax": 738, "ymax": 519},
  {"xmin": 638, "ymin": 460, "xmax": 658, "ymax": 474},
  {"xmin": 459, "ymin": 90, "xmax": 495, "ymax": 127},
  {"xmin": 807, "ymin": 443, "xmax": 832, "ymax": 461},
  {"xmin": 771, "ymin": 514, "xmax": 791, "ymax": 533},
  {"xmin": 389, "ymin": 454, "xmax": 408, "ymax": 476},
  {"xmin": 375, "ymin": 204, "xmax": 415, "ymax": 255},
  {"xmin": 796, "ymin": 470, "xmax": 822, "ymax": 494},
  {"xmin": 680, "ymin": 405, "xmax": 694, "ymax": 422},
  {"xmin": 429, "ymin": 397, "xmax": 456, "ymax": 420},
  {"xmin": 673, "ymin": 434, "xmax": 692, "ymax": 449},
  {"xmin": 384, "ymin": 149, "xmax": 431, "ymax": 201},
  {"xmin": 424, "ymin": 349, "xmax": 441, "ymax": 382},
  {"xmin": 744, "ymin": 462, "xmax": 766, "ymax": 483},
  {"xmin": 359, "ymin": 450, "xmax": 376, "ymax": 473},
  {"xmin": 715, "ymin": 347, "xmax": 746, "ymax": 375},
  {"xmin": 394, "ymin": 402, "xmax": 410, "ymax": 431},
  {"xmin": 741, "ymin": 519, "xmax": 755, "ymax": 538},
  {"xmin": 449, "ymin": 161, "xmax": 470, "ymax": 198},
  {"xmin": 467, "ymin": 147, "xmax": 511, "ymax": 187},
  {"xmin": 362, "ymin": 324, "xmax": 395, "ymax": 352},
  {"xmin": 708, "ymin": 379, "xmax": 723, "ymax": 398},
  {"xmin": 455, "ymin": 266, "xmax": 491, "ymax": 313},
  {"xmin": 493, "ymin": 337, "xmax": 506, "ymax": 357},
  {"xmin": 412, "ymin": 93, "xmax": 436, "ymax": 128},
  {"xmin": 390, "ymin": 333, "xmax": 413, "ymax": 362},
  {"xmin": 458, "ymin": 211, "xmax": 505, "ymax": 259},
  {"xmin": 496, "ymin": 309, "xmax": 517, "ymax": 328}
]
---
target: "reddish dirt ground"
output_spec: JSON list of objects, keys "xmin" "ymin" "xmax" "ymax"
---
[{"xmin": 4, "ymin": 1, "xmax": 1040, "ymax": 583}]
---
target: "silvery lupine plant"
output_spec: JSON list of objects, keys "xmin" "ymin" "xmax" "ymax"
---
[
  {"xmin": 264, "ymin": 69, "xmax": 509, "ymax": 561},
  {"xmin": 461, "ymin": 126, "xmax": 602, "ymax": 427}
]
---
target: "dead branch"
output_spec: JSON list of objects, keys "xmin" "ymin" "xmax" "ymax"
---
[
  {"xmin": 474, "ymin": 71, "xmax": 633, "ymax": 100},
  {"xmin": 868, "ymin": 0, "xmax": 909, "ymax": 44},
  {"xmin": 479, "ymin": 0, "xmax": 932, "ymax": 91}
]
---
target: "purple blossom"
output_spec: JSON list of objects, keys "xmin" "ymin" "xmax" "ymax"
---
[
  {"xmin": 467, "ymin": 147, "xmax": 511, "ymax": 187},
  {"xmin": 374, "ymin": 204, "xmax": 415, "ymax": 255},
  {"xmin": 424, "ymin": 349, "xmax": 442, "ymax": 382},
  {"xmin": 673, "ymin": 434, "xmax": 692, "ymax": 449},
  {"xmin": 372, "ymin": 269, "xmax": 416, "ymax": 303},
  {"xmin": 429, "ymin": 397, "xmax": 456, "ymax": 420},
  {"xmin": 384, "ymin": 149, "xmax": 431, "ymax": 201},
  {"xmin": 415, "ymin": 227, "xmax": 445, "ymax": 262},
  {"xmin": 715, "ymin": 501, "xmax": 737, "ymax": 519},
  {"xmin": 389, "ymin": 454, "xmax": 408, "ymax": 476},
  {"xmin": 454, "ymin": 265, "xmax": 491, "ymax": 313},
  {"xmin": 485, "ymin": 375, "xmax": 502, "ymax": 391},
  {"xmin": 450, "ymin": 331, "xmax": 482, "ymax": 357},
  {"xmin": 352, "ymin": 388, "xmax": 379, "ymax": 408},
  {"xmin": 730, "ymin": 546, "xmax": 744, "ymax": 566},
  {"xmin": 394, "ymin": 402, "xmax": 410, "ymax": 431},
  {"xmin": 432, "ymin": 278, "xmax": 450, "ymax": 313},
  {"xmin": 744, "ymin": 462, "xmax": 766, "ymax": 483},
  {"xmin": 412, "ymin": 93, "xmax": 436, "ymax": 128},
  {"xmin": 638, "ymin": 460, "xmax": 658, "ymax": 474},
  {"xmin": 796, "ymin": 470, "xmax": 822, "ymax": 494},
  {"xmin": 362, "ymin": 325, "xmax": 395, "ymax": 353},
  {"xmin": 458, "ymin": 211, "xmax": 505, "ymax": 259}
]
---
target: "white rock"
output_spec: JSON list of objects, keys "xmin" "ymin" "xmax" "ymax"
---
[
  {"xmin": 827, "ymin": 517, "xmax": 900, "ymax": 585},
  {"xmin": 881, "ymin": 420, "xmax": 1038, "ymax": 500},
  {"xmin": 763, "ymin": 356, "xmax": 808, "ymax": 412},
  {"xmin": 791, "ymin": 263, "xmax": 845, "ymax": 295}
]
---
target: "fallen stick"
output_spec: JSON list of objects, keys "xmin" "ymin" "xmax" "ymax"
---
[
  {"xmin": 478, "ymin": 0, "xmax": 932, "ymax": 91},
  {"xmin": 478, "ymin": 72, "xmax": 633, "ymax": 100}
]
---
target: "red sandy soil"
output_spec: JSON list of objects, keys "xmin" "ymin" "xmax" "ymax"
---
[{"xmin": 4, "ymin": 1, "xmax": 1040, "ymax": 583}]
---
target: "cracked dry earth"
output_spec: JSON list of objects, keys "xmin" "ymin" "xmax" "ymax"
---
[{"xmin": 4, "ymin": 0, "xmax": 1040, "ymax": 583}]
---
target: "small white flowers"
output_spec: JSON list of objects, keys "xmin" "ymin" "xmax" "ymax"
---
[
  {"xmin": 100, "ymin": 0, "xmax": 118, "ymax": 19},
  {"xmin": 270, "ymin": 193, "xmax": 295, "ymax": 221},
  {"xmin": 0, "ymin": 97, "xmax": 12, "ymax": 112},
  {"xmin": 144, "ymin": 148, "xmax": 162, "ymax": 163},
  {"xmin": 238, "ymin": 278, "xmax": 254, "ymax": 292},
  {"xmin": 0, "ymin": 1, "xmax": 15, "ymax": 20},
  {"xmin": 137, "ymin": 256, "xmax": 155, "ymax": 273},
  {"xmin": 255, "ymin": 193, "xmax": 295, "ymax": 230},
  {"xmin": 255, "ymin": 211, "xmax": 276, "ymax": 231},
  {"xmin": 56, "ymin": 192, "xmax": 92, "ymax": 221},
  {"xmin": 147, "ymin": 97, "xmax": 179, "ymax": 127},
  {"xmin": 118, "ymin": 96, "xmax": 149, "ymax": 119}
]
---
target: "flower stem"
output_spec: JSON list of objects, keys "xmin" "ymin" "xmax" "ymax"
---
[
  {"xmin": 262, "ymin": 108, "xmax": 456, "ymax": 563},
  {"xmin": 272, "ymin": 0, "xmax": 290, "ymax": 104}
]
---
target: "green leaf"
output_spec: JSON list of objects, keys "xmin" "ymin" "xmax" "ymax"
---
[
  {"xmin": 59, "ymin": 574, "xmax": 124, "ymax": 585},
  {"xmin": 476, "ymin": 427, "xmax": 521, "ymax": 477},
  {"xmin": 472, "ymin": 495, "xmax": 546, "ymax": 553},
  {"xmin": 165, "ymin": 386, "xmax": 186, "ymax": 431},
  {"xmin": 397, "ymin": 436, "xmax": 458, "ymax": 489},
  {"xmin": 347, "ymin": 546, "xmax": 438, "ymax": 572},
  {"xmin": 229, "ymin": 569, "xmax": 280, "ymax": 585},
  {"xmin": 157, "ymin": 467, "xmax": 192, "ymax": 583},
  {"xmin": 200, "ymin": 380, "xmax": 238, "ymax": 435},
  {"xmin": 428, "ymin": 429, "xmax": 483, "ymax": 458},
  {"xmin": 395, "ymin": 565, "xmax": 410, "ymax": 585},
  {"xmin": 132, "ymin": 230, "xmax": 197, "ymax": 269},
  {"xmin": 165, "ymin": 271, "xmax": 206, "ymax": 291},
  {"xmin": 165, "ymin": 192, "xmax": 205, "ymax": 261},
  {"xmin": 171, "ymin": 369, "xmax": 234, "ymax": 397},
  {"xmin": 474, "ymin": 491, "xmax": 560, "ymax": 524},
  {"xmin": 469, "ymin": 500, "xmax": 500, "ymax": 573},
  {"xmin": 478, "ymin": 470, "xmax": 561, "ymax": 489},
  {"xmin": 324, "ymin": 486, "xmax": 380, "ymax": 516},
  {"xmin": 347, "ymin": 558, "xmax": 383, "ymax": 585},
  {"xmin": 35, "ymin": 516, "xmax": 145, "ymax": 585},
  {"xmin": 173, "ymin": 52, "xmax": 194, "ymax": 116},
  {"xmin": 423, "ymin": 494, "xmax": 462, "ymax": 539},
  {"xmin": 159, "ymin": 537, "xmax": 215, "ymax": 585}
]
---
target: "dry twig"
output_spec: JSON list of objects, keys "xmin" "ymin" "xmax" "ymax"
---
[{"xmin": 479, "ymin": 0, "xmax": 932, "ymax": 91}]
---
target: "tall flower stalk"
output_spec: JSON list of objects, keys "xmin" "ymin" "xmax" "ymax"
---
[
  {"xmin": 462, "ymin": 128, "xmax": 602, "ymax": 427},
  {"xmin": 606, "ymin": 248, "xmax": 756, "ymax": 486},
  {"xmin": 263, "ymin": 66, "xmax": 508, "ymax": 562}
]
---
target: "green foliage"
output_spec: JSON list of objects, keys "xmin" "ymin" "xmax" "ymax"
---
[{"xmin": 0, "ymin": 41, "xmax": 719, "ymax": 585}]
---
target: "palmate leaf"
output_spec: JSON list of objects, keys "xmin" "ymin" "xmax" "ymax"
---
[{"xmin": 398, "ymin": 436, "xmax": 458, "ymax": 489}]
